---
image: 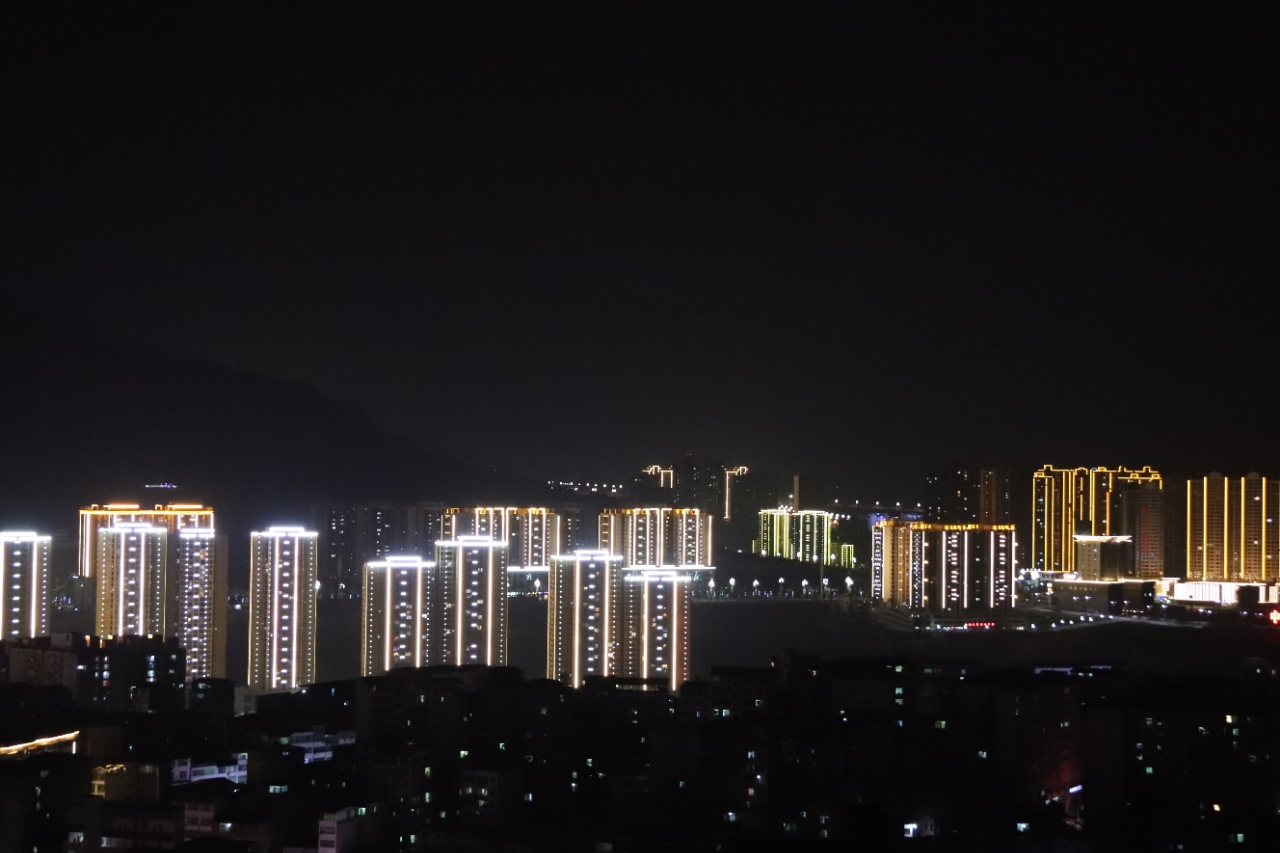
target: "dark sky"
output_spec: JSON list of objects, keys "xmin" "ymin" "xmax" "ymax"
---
[{"xmin": 3, "ymin": 5, "xmax": 1276, "ymax": 497}]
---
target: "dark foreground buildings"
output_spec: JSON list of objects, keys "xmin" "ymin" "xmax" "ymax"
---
[{"xmin": 2, "ymin": 651, "xmax": 1279, "ymax": 852}]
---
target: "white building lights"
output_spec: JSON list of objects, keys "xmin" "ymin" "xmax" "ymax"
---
[
  {"xmin": 434, "ymin": 536, "xmax": 509, "ymax": 667},
  {"xmin": 0, "ymin": 532, "xmax": 51, "ymax": 641},
  {"xmin": 362, "ymin": 555, "xmax": 438, "ymax": 676},
  {"xmin": 176, "ymin": 529, "xmax": 226, "ymax": 680},
  {"xmin": 547, "ymin": 551, "xmax": 625, "ymax": 687},
  {"xmin": 79, "ymin": 503, "xmax": 214, "ymax": 578},
  {"xmin": 619, "ymin": 566, "xmax": 704, "ymax": 691},
  {"xmin": 95, "ymin": 522, "xmax": 168, "ymax": 638},
  {"xmin": 248, "ymin": 527, "xmax": 318, "ymax": 692}
]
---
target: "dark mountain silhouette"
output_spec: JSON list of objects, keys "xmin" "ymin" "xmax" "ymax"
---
[{"xmin": 0, "ymin": 300, "xmax": 555, "ymax": 552}]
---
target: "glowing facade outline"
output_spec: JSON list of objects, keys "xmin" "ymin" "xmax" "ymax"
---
[
  {"xmin": 1031, "ymin": 466, "xmax": 1162, "ymax": 575},
  {"xmin": 434, "ymin": 536, "xmax": 509, "ymax": 667},
  {"xmin": 873, "ymin": 520, "xmax": 1016, "ymax": 611},
  {"xmin": 599, "ymin": 508, "xmax": 713, "ymax": 567},
  {"xmin": 546, "ymin": 550, "xmax": 625, "ymax": 687},
  {"xmin": 78, "ymin": 503, "xmax": 214, "ymax": 579},
  {"xmin": 1187, "ymin": 473, "xmax": 1279, "ymax": 582},
  {"xmin": 176, "ymin": 529, "xmax": 226, "ymax": 680},
  {"xmin": 361, "ymin": 555, "xmax": 439, "ymax": 676},
  {"xmin": 95, "ymin": 522, "xmax": 168, "ymax": 638},
  {"xmin": 0, "ymin": 532, "xmax": 51, "ymax": 641},
  {"xmin": 248, "ymin": 527, "xmax": 318, "ymax": 692}
]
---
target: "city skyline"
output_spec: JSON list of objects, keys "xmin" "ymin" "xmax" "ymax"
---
[{"xmin": 2, "ymin": 4, "xmax": 1277, "ymax": 848}]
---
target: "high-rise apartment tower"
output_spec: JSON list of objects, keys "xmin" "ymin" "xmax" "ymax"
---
[
  {"xmin": 0, "ymin": 532, "xmax": 51, "ymax": 641},
  {"xmin": 247, "ymin": 527, "xmax": 318, "ymax": 691}
]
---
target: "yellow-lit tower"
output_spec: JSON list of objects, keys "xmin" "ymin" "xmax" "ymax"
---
[
  {"xmin": 757, "ymin": 509, "xmax": 791, "ymax": 558},
  {"xmin": 1187, "ymin": 473, "xmax": 1280, "ymax": 582}
]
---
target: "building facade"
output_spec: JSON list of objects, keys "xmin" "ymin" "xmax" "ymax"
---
[
  {"xmin": 1031, "ymin": 466, "xmax": 1163, "ymax": 576},
  {"xmin": 1187, "ymin": 473, "xmax": 1280, "ymax": 582},
  {"xmin": 599, "ymin": 508, "xmax": 713, "ymax": 567},
  {"xmin": 433, "ymin": 537, "xmax": 509, "ymax": 667},
  {"xmin": 618, "ymin": 567, "xmax": 697, "ymax": 691},
  {"xmin": 546, "ymin": 550, "xmax": 625, "ymax": 686},
  {"xmin": 927, "ymin": 469, "xmax": 1012, "ymax": 525},
  {"xmin": 792, "ymin": 511, "xmax": 832, "ymax": 564},
  {"xmin": 873, "ymin": 520, "xmax": 1015, "ymax": 611},
  {"xmin": 361, "ymin": 556, "xmax": 438, "ymax": 677},
  {"xmin": 79, "ymin": 503, "xmax": 214, "ymax": 579},
  {"xmin": 757, "ymin": 509, "xmax": 792, "ymax": 559},
  {"xmin": 95, "ymin": 522, "xmax": 168, "ymax": 638},
  {"xmin": 174, "ymin": 529, "xmax": 227, "ymax": 680},
  {"xmin": 308, "ymin": 502, "xmax": 454, "ymax": 596},
  {"xmin": 0, "ymin": 532, "xmax": 51, "ymax": 641},
  {"xmin": 247, "ymin": 527, "xmax": 318, "ymax": 691}
]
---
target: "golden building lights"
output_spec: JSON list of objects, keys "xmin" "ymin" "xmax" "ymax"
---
[
  {"xmin": 462, "ymin": 507, "xmax": 561, "ymax": 569},
  {"xmin": 1031, "ymin": 466, "xmax": 1163, "ymax": 576},
  {"xmin": 599, "ymin": 508, "xmax": 713, "ymax": 567},
  {"xmin": 1187, "ymin": 473, "xmax": 1279, "ymax": 582},
  {"xmin": 0, "ymin": 532, "xmax": 51, "ymax": 641},
  {"xmin": 79, "ymin": 503, "xmax": 214, "ymax": 579},
  {"xmin": 248, "ymin": 526, "xmax": 318, "ymax": 692}
]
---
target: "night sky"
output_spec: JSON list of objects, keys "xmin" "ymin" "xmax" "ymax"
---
[{"xmin": 4, "ymin": 5, "xmax": 1276, "ymax": 498}]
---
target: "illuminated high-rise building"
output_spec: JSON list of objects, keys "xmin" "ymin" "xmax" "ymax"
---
[
  {"xmin": 175, "ymin": 529, "xmax": 227, "ymax": 680},
  {"xmin": 723, "ymin": 466, "xmax": 749, "ymax": 520},
  {"xmin": 362, "ymin": 556, "xmax": 439, "ymax": 676},
  {"xmin": 546, "ymin": 550, "xmax": 625, "ymax": 686},
  {"xmin": 838, "ymin": 543, "xmax": 856, "ymax": 570},
  {"xmin": 873, "ymin": 520, "xmax": 1015, "ymax": 610},
  {"xmin": 95, "ymin": 522, "xmax": 168, "ymax": 638},
  {"xmin": 872, "ymin": 519, "xmax": 922, "ymax": 608},
  {"xmin": 434, "ymin": 536, "xmax": 509, "ymax": 666},
  {"xmin": 757, "ymin": 509, "xmax": 792, "ymax": 558},
  {"xmin": 600, "ymin": 508, "xmax": 712, "ymax": 567},
  {"xmin": 1187, "ymin": 473, "xmax": 1280, "ymax": 582},
  {"xmin": 618, "ymin": 566, "xmax": 698, "ymax": 691},
  {"xmin": 79, "ymin": 503, "xmax": 214, "ymax": 578},
  {"xmin": 247, "ymin": 527, "xmax": 318, "ymax": 692},
  {"xmin": 793, "ymin": 510, "xmax": 833, "ymax": 564},
  {"xmin": 0, "ymin": 532, "xmax": 51, "ymax": 641},
  {"xmin": 1031, "ymin": 466, "xmax": 1162, "ymax": 575},
  {"xmin": 459, "ymin": 507, "xmax": 561, "ymax": 569}
]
